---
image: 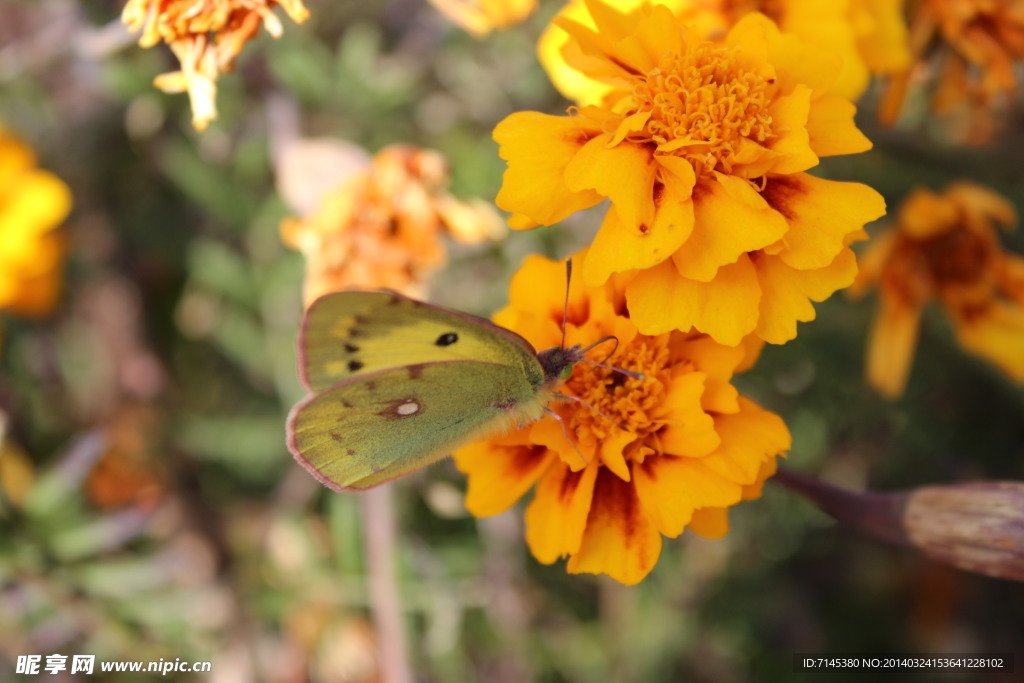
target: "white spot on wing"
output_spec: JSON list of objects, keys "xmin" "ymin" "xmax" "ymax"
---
[{"xmin": 397, "ymin": 401, "xmax": 420, "ymax": 416}]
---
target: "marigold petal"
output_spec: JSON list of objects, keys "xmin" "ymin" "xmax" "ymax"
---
[
  {"xmin": 525, "ymin": 461, "xmax": 599, "ymax": 563},
  {"xmin": 702, "ymin": 396, "xmax": 790, "ymax": 486},
  {"xmin": 455, "ymin": 438, "xmax": 556, "ymax": 517},
  {"xmin": 763, "ymin": 85, "xmax": 817, "ymax": 175},
  {"xmin": 530, "ymin": 415, "xmax": 593, "ymax": 471},
  {"xmin": 566, "ymin": 470, "xmax": 661, "ymax": 585},
  {"xmin": 866, "ymin": 295, "xmax": 922, "ymax": 399},
  {"xmin": 494, "ymin": 112, "xmax": 604, "ymax": 226},
  {"xmin": 764, "ymin": 174, "xmax": 886, "ymax": 270},
  {"xmin": 673, "ymin": 176, "xmax": 789, "ymax": 282},
  {"xmin": 599, "ymin": 429, "xmax": 636, "ymax": 481},
  {"xmin": 687, "ymin": 506, "xmax": 730, "ymax": 539},
  {"xmin": 582, "ymin": 195, "xmax": 695, "ymax": 286},
  {"xmin": 641, "ymin": 455, "xmax": 743, "ymax": 512},
  {"xmin": 632, "ymin": 459, "xmax": 694, "ymax": 538},
  {"xmin": 806, "ymin": 95, "xmax": 873, "ymax": 157},
  {"xmin": 953, "ymin": 303, "xmax": 1024, "ymax": 384},
  {"xmin": 753, "ymin": 248, "xmax": 858, "ymax": 344},
  {"xmin": 657, "ymin": 373, "xmax": 720, "ymax": 458},
  {"xmin": 565, "ymin": 135, "xmax": 656, "ymax": 231},
  {"xmin": 628, "ymin": 255, "xmax": 761, "ymax": 344}
]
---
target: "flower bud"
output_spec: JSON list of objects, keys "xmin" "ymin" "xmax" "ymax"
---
[{"xmin": 903, "ymin": 482, "xmax": 1024, "ymax": 581}]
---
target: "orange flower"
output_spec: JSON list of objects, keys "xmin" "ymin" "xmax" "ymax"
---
[
  {"xmin": 539, "ymin": 0, "xmax": 910, "ymax": 106},
  {"xmin": 453, "ymin": 253, "xmax": 789, "ymax": 584},
  {"xmin": 280, "ymin": 144, "xmax": 505, "ymax": 304},
  {"xmin": 428, "ymin": 0, "xmax": 537, "ymax": 36},
  {"xmin": 496, "ymin": 6, "xmax": 886, "ymax": 346},
  {"xmin": 880, "ymin": 0, "xmax": 1024, "ymax": 142},
  {"xmin": 850, "ymin": 182, "xmax": 1024, "ymax": 397},
  {"xmin": 122, "ymin": 0, "xmax": 309, "ymax": 131},
  {"xmin": 0, "ymin": 125, "xmax": 71, "ymax": 323}
]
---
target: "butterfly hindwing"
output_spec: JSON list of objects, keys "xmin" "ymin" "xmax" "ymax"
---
[
  {"xmin": 287, "ymin": 360, "xmax": 547, "ymax": 490},
  {"xmin": 300, "ymin": 290, "xmax": 542, "ymax": 391}
]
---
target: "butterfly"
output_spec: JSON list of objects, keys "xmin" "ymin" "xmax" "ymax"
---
[{"xmin": 286, "ymin": 288, "xmax": 599, "ymax": 491}]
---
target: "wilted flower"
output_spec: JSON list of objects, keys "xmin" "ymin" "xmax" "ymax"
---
[
  {"xmin": 0, "ymin": 125, "xmax": 71, "ymax": 329},
  {"xmin": 496, "ymin": 5, "xmax": 885, "ymax": 345},
  {"xmin": 850, "ymin": 182, "xmax": 1024, "ymax": 398},
  {"xmin": 880, "ymin": 0, "xmax": 1024, "ymax": 143},
  {"xmin": 122, "ymin": 0, "xmax": 310, "ymax": 131},
  {"xmin": 453, "ymin": 253, "xmax": 789, "ymax": 585},
  {"xmin": 428, "ymin": 0, "xmax": 537, "ymax": 36},
  {"xmin": 280, "ymin": 144, "xmax": 505, "ymax": 303}
]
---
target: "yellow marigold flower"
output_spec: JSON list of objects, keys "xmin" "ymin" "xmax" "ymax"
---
[
  {"xmin": 0, "ymin": 125, "xmax": 71, "ymax": 321},
  {"xmin": 280, "ymin": 144, "xmax": 505, "ymax": 304},
  {"xmin": 880, "ymin": 0, "xmax": 1024, "ymax": 142},
  {"xmin": 428, "ymin": 0, "xmax": 537, "ymax": 36},
  {"xmin": 539, "ymin": 0, "xmax": 910, "ymax": 107},
  {"xmin": 497, "ymin": 6, "xmax": 886, "ymax": 345},
  {"xmin": 850, "ymin": 182, "xmax": 1024, "ymax": 398},
  {"xmin": 122, "ymin": 0, "xmax": 310, "ymax": 131},
  {"xmin": 453, "ymin": 253, "xmax": 789, "ymax": 585}
]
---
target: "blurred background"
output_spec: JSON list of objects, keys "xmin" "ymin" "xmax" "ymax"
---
[{"xmin": 1, "ymin": 0, "xmax": 1023, "ymax": 680}]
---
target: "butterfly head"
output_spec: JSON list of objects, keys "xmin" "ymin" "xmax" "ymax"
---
[{"xmin": 538, "ymin": 344, "xmax": 587, "ymax": 387}]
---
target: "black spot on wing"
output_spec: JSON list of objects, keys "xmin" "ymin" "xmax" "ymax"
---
[
  {"xmin": 348, "ymin": 360, "xmax": 364, "ymax": 372},
  {"xmin": 344, "ymin": 343, "xmax": 359, "ymax": 353},
  {"xmin": 435, "ymin": 332, "xmax": 458, "ymax": 346}
]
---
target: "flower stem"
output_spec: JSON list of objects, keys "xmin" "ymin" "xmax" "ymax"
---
[{"xmin": 360, "ymin": 486, "xmax": 413, "ymax": 683}]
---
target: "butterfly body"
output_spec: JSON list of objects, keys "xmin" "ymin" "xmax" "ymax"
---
[{"xmin": 287, "ymin": 290, "xmax": 583, "ymax": 490}]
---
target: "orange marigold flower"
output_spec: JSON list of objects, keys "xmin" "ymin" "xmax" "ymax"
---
[
  {"xmin": 122, "ymin": 0, "xmax": 310, "ymax": 131},
  {"xmin": 496, "ymin": 6, "xmax": 886, "ymax": 346},
  {"xmin": 879, "ymin": 0, "xmax": 1024, "ymax": 142},
  {"xmin": 0, "ymin": 125, "xmax": 71, "ymax": 322},
  {"xmin": 453, "ymin": 253, "xmax": 789, "ymax": 584},
  {"xmin": 428, "ymin": 0, "xmax": 537, "ymax": 36},
  {"xmin": 539, "ymin": 0, "xmax": 910, "ymax": 106},
  {"xmin": 850, "ymin": 182, "xmax": 1024, "ymax": 398},
  {"xmin": 280, "ymin": 144, "xmax": 505, "ymax": 304}
]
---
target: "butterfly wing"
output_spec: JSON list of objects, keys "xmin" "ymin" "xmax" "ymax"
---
[
  {"xmin": 300, "ymin": 290, "xmax": 542, "ymax": 392},
  {"xmin": 287, "ymin": 361, "xmax": 549, "ymax": 490}
]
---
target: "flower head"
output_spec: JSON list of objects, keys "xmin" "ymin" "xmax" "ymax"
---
[
  {"xmin": 453, "ymin": 253, "xmax": 789, "ymax": 584},
  {"xmin": 496, "ymin": 5, "xmax": 885, "ymax": 345},
  {"xmin": 122, "ymin": 0, "xmax": 310, "ymax": 131},
  {"xmin": 880, "ymin": 0, "xmax": 1024, "ymax": 142},
  {"xmin": 850, "ymin": 182, "xmax": 1024, "ymax": 397},
  {"xmin": 539, "ymin": 0, "xmax": 910, "ymax": 107},
  {"xmin": 280, "ymin": 144, "xmax": 505, "ymax": 304},
  {"xmin": 0, "ymin": 125, "xmax": 71, "ymax": 322},
  {"xmin": 428, "ymin": 0, "xmax": 537, "ymax": 36}
]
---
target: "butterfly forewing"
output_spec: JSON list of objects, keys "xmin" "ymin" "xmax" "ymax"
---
[
  {"xmin": 300, "ymin": 290, "xmax": 541, "ymax": 392},
  {"xmin": 287, "ymin": 361, "xmax": 547, "ymax": 490}
]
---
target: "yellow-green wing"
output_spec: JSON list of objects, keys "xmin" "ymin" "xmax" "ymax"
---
[
  {"xmin": 299, "ymin": 290, "xmax": 542, "ymax": 392},
  {"xmin": 287, "ymin": 361, "xmax": 549, "ymax": 490}
]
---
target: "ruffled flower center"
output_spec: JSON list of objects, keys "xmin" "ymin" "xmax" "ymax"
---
[
  {"xmin": 628, "ymin": 43, "xmax": 773, "ymax": 177},
  {"xmin": 918, "ymin": 225, "xmax": 995, "ymax": 288},
  {"xmin": 565, "ymin": 337, "xmax": 669, "ymax": 446}
]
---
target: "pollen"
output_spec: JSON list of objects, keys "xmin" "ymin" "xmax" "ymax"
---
[
  {"xmin": 565, "ymin": 339, "xmax": 671, "ymax": 446},
  {"xmin": 628, "ymin": 43, "xmax": 774, "ymax": 177}
]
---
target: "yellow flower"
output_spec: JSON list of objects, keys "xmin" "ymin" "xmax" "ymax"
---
[
  {"xmin": 453, "ymin": 253, "xmax": 789, "ymax": 585},
  {"xmin": 538, "ymin": 0, "xmax": 910, "ymax": 107},
  {"xmin": 880, "ymin": 0, "xmax": 1024, "ymax": 143},
  {"xmin": 280, "ymin": 144, "xmax": 505, "ymax": 304},
  {"xmin": 122, "ymin": 0, "xmax": 310, "ymax": 131},
  {"xmin": 0, "ymin": 125, "xmax": 71, "ymax": 321},
  {"xmin": 850, "ymin": 182, "xmax": 1024, "ymax": 398},
  {"xmin": 497, "ymin": 5, "xmax": 886, "ymax": 345},
  {"xmin": 427, "ymin": 0, "xmax": 537, "ymax": 36}
]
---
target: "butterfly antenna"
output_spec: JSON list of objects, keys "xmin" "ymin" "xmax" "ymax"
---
[
  {"xmin": 578, "ymin": 335, "xmax": 645, "ymax": 380},
  {"xmin": 560, "ymin": 258, "xmax": 572, "ymax": 350},
  {"xmin": 543, "ymin": 404, "xmax": 589, "ymax": 468}
]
